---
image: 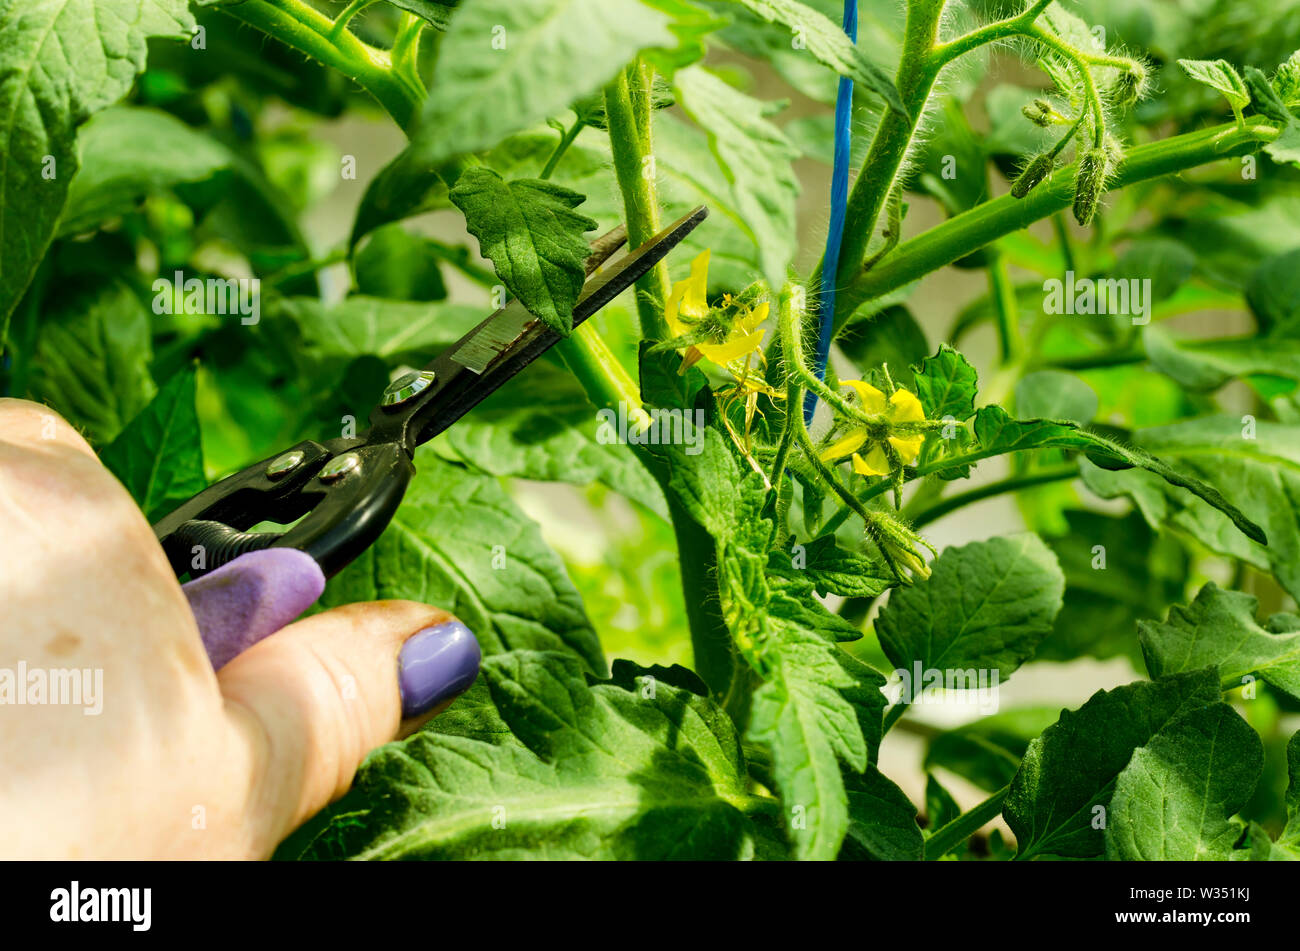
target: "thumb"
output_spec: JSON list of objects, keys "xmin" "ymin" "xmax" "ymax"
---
[{"xmin": 217, "ymin": 600, "xmax": 480, "ymax": 854}]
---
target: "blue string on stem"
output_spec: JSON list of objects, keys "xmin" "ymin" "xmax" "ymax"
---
[{"xmin": 803, "ymin": 0, "xmax": 857, "ymax": 425}]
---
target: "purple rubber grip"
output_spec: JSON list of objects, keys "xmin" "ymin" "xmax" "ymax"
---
[{"xmin": 182, "ymin": 549, "xmax": 326, "ymax": 670}]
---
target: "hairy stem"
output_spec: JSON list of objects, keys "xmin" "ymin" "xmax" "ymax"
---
[
  {"xmin": 221, "ymin": 0, "xmax": 422, "ymax": 129},
  {"xmin": 540, "ymin": 118, "xmax": 586, "ymax": 181},
  {"xmin": 604, "ymin": 63, "xmax": 671, "ymax": 339},
  {"xmin": 925, "ymin": 785, "xmax": 1010, "ymax": 860},
  {"xmin": 837, "ymin": 119, "xmax": 1271, "ymax": 331},
  {"xmin": 827, "ymin": 1, "xmax": 946, "ymax": 309},
  {"xmin": 907, "ymin": 464, "xmax": 1078, "ymax": 528}
]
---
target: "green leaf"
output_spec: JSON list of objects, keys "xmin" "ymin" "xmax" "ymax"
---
[
  {"xmin": 449, "ymin": 168, "xmax": 597, "ymax": 334},
  {"xmin": 293, "ymin": 651, "xmax": 768, "ymax": 859},
  {"xmin": 836, "ymin": 305, "xmax": 929, "ymax": 390},
  {"xmin": 276, "ymin": 295, "xmax": 483, "ymax": 379},
  {"xmin": 60, "ymin": 106, "xmax": 230, "ymax": 236},
  {"xmin": 1015, "ymin": 370, "xmax": 1098, "ymax": 424},
  {"xmin": 912, "ymin": 345, "xmax": 978, "ymax": 421},
  {"xmin": 1243, "ymin": 64, "xmax": 1300, "ymax": 168},
  {"xmin": 354, "ymin": 223, "xmax": 448, "ymax": 301},
  {"xmin": 1144, "ymin": 325, "xmax": 1300, "ymax": 391},
  {"xmin": 957, "ymin": 406, "xmax": 1267, "ymax": 549},
  {"xmin": 875, "ymin": 534, "xmax": 1065, "ymax": 680},
  {"xmin": 1080, "ymin": 416, "xmax": 1297, "ymax": 599},
  {"xmin": 432, "ymin": 358, "xmax": 669, "ymax": 518},
  {"xmin": 1178, "ymin": 58, "xmax": 1250, "ymax": 110},
  {"xmin": 1243, "ymin": 730, "xmax": 1300, "ymax": 860},
  {"xmin": 924, "ymin": 706, "xmax": 1060, "ymax": 792},
  {"xmin": 765, "ymin": 534, "xmax": 895, "ymax": 599},
  {"xmin": 385, "ymin": 0, "xmax": 460, "ymax": 30},
  {"xmin": 746, "ymin": 608, "xmax": 880, "ymax": 860},
  {"xmin": 412, "ymin": 0, "xmax": 678, "ymax": 166},
  {"xmin": 1106, "ymin": 702, "xmax": 1262, "ymax": 860},
  {"xmin": 673, "ymin": 66, "xmax": 800, "ymax": 289},
  {"xmin": 348, "ymin": 144, "xmax": 448, "ymax": 248},
  {"xmin": 0, "ymin": 0, "xmax": 195, "ymax": 330},
  {"xmin": 101, "ymin": 367, "xmax": 204, "ymax": 522},
  {"xmin": 1112, "ymin": 238, "xmax": 1197, "ymax": 306},
  {"xmin": 320, "ymin": 452, "xmax": 606, "ymax": 675},
  {"xmin": 1247, "ymin": 247, "xmax": 1300, "ymax": 337},
  {"xmin": 1244, "ymin": 64, "xmax": 1291, "ymax": 123},
  {"xmin": 731, "ymin": 0, "xmax": 905, "ymax": 116},
  {"xmin": 1003, "ymin": 669, "xmax": 1223, "ymax": 859},
  {"xmin": 27, "ymin": 280, "xmax": 156, "ymax": 445},
  {"xmin": 839, "ymin": 766, "xmax": 924, "ymax": 861},
  {"xmin": 1038, "ymin": 510, "xmax": 1187, "ymax": 663},
  {"xmin": 1140, "ymin": 583, "xmax": 1300, "ymax": 701},
  {"xmin": 1275, "ymin": 50, "xmax": 1300, "ymax": 108},
  {"xmin": 924, "ymin": 774, "xmax": 961, "ymax": 831}
]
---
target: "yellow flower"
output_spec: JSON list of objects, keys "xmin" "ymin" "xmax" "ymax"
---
[
  {"xmin": 664, "ymin": 249, "xmax": 768, "ymax": 371},
  {"xmin": 820, "ymin": 380, "xmax": 926, "ymax": 476}
]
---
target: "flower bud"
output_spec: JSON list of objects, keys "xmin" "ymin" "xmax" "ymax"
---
[
  {"xmin": 1114, "ymin": 64, "xmax": 1147, "ymax": 107},
  {"xmin": 1072, "ymin": 147, "xmax": 1109, "ymax": 226},
  {"xmin": 1022, "ymin": 99, "xmax": 1054, "ymax": 127},
  {"xmin": 1011, "ymin": 153, "xmax": 1055, "ymax": 199}
]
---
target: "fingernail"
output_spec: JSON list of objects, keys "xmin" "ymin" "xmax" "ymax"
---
[
  {"xmin": 183, "ymin": 549, "xmax": 325, "ymax": 670},
  {"xmin": 398, "ymin": 621, "xmax": 480, "ymax": 717}
]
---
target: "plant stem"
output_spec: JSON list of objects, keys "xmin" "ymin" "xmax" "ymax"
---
[
  {"xmin": 388, "ymin": 12, "xmax": 426, "ymax": 93},
  {"xmin": 908, "ymin": 464, "xmax": 1078, "ymax": 528},
  {"xmin": 924, "ymin": 785, "xmax": 1010, "ymax": 860},
  {"xmin": 826, "ymin": 1, "xmax": 945, "ymax": 307},
  {"xmin": 837, "ymin": 119, "xmax": 1270, "ymax": 330},
  {"xmin": 987, "ymin": 246, "xmax": 1021, "ymax": 363},
  {"xmin": 540, "ymin": 118, "xmax": 586, "ymax": 181},
  {"xmin": 557, "ymin": 329, "xmax": 650, "ymax": 429},
  {"xmin": 930, "ymin": 0, "xmax": 1053, "ymax": 65},
  {"xmin": 222, "ymin": 0, "xmax": 422, "ymax": 130},
  {"xmin": 604, "ymin": 63, "xmax": 671, "ymax": 339},
  {"xmin": 883, "ymin": 699, "xmax": 910, "ymax": 733},
  {"xmin": 330, "ymin": 0, "xmax": 376, "ymax": 38},
  {"xmin": 1036, "ymin": 348, "xmax": 1145, "ymax": 371}
]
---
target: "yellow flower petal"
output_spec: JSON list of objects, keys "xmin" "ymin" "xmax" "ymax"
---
[
  {"xmin": 700, "ymin": 328, "xmax": 765, "ymax": 365},
  {"xmin": 664, "ymin": 249, "xmax": 711, "ymax": 337},
  {"xmin": 738, "ymin": 301, "xmax": 769, "ymax": 334},
  {"xmin": 664, "ymin": 283, "xmax": 689, "ymax": 337},
  {"xmin": 841, "ymin": 380, "xmax": 887, "ymax": 415},
  {"xmin": 821, "ymin": 429, "xmax": 868, "ymax": 462},
  {"xmin": 888, "ymin": 388, "xmax": 924, "ymax": 423},
  {"xmin": 679, "ymin": 250, "xmax": 711, "ymax": 320},
  {"xmin": 853, "ymin": 444, "xmax": 892, "ymax": 476},
  {"xmin": 863, "ymin": 443, "xmax": 891, "ymax": 474},
  {"xmin": 888, "ymin": 434, "xmax": 925, "ymax": 465}
]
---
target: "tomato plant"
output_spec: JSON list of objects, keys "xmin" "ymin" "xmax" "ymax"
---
[{"xmin": 5, "ymin": 0, "xmax": 1300, "ymax": 861}]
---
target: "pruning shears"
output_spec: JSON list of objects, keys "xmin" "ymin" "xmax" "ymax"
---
[{"xmin": 153, "ymin": 206, "xmax": 708, "ymax": 580}]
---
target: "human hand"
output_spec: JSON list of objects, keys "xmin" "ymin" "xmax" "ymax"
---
[{"xmin": 0, "ymin": 400, "xmax": 480, "ymax": 859}]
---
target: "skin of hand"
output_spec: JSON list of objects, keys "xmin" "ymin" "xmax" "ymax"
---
[{"xmin": 0, "ymin": 400, "xmax": 480, "ymax": 859}]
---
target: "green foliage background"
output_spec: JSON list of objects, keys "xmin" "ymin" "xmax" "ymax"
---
[{"xmin": 4, "ymin": 0, "xmax": 1300, "ymax": 860}]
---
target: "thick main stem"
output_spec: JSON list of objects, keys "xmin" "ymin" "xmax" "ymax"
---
[
  {"xmin": 221, "ymin": 0, "xmax": 421, "ymax": 129},
  {"xmin": 604, "ymin": 65, "xmax": 672, "ymax": 340},
  {"xmin": 827, "ymin": 1, "xmax": 946, "ymax": 309},
  {"xmin": 837, "ymin": 120, "xmax": 1270, "ymax": 332}
]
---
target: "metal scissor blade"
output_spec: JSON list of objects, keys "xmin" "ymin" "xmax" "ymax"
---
[{"xmin": 448, "ymin": 205, "xmax": 708, "ymax": 375}]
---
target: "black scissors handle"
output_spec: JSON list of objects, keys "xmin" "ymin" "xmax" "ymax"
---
[{"xmin": 153, "ymin": 206, "xmax": 708, "ymax": 580}]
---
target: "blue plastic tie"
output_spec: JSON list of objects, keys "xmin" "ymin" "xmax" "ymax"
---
[{"xmin": 803, "ymin": 0, "xmax": 857, "ymax": 425}]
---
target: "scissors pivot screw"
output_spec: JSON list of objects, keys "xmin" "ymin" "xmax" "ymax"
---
[
  {"xmin": 382, "ymin": 369, "xmax": 437, "ymax": 408},
  {"xmin": 319, "ymin": 452, "xmax": 361, "ymax": 482},
  {"xmin": 265, "ymin": 450, "xmax": 305, "ymax": 479}
]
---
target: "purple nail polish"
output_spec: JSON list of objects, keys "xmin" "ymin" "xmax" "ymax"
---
[
  {"xmin": 182, "ymin": 549, "xmax": 326, "ymax": 670},
  {"xmin": 398, "ymin": 621, "xmax": 480, "ymax": 717}
]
